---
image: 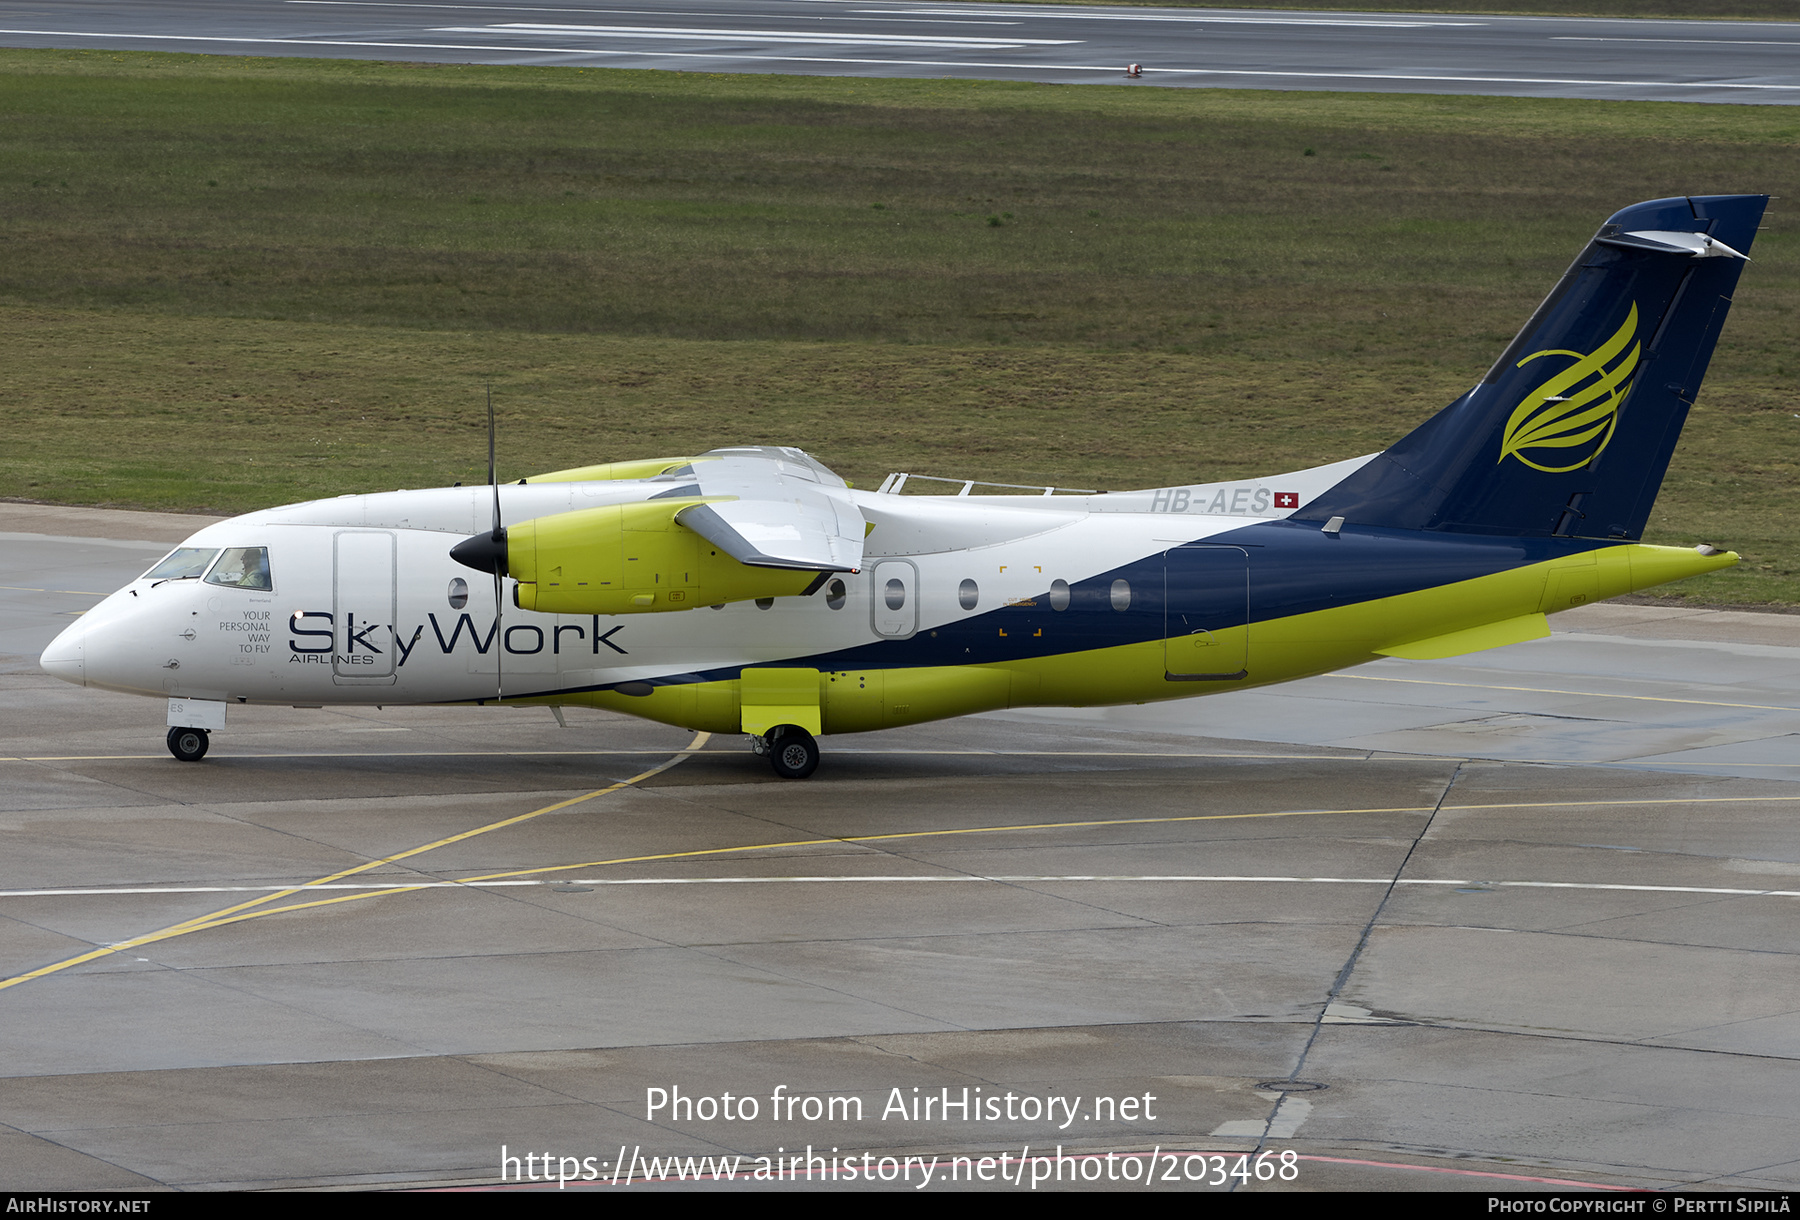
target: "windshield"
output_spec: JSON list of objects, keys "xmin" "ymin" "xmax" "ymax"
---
[
  {"xmin": 144, "ymin": 548, "xmax": 219, "ymax": 581},
  {"xmin": 204, "ymin": 547, "xmax": 272, "ymax": 591}
]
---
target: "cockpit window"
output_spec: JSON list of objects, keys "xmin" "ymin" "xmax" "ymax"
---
[
  {"xmin": 204, "ymin": 547, "xmax": 273, "ymax": 591},
  {"xmin": 145, "ymin": 548, "xmax": 220, "ymax": 581}
]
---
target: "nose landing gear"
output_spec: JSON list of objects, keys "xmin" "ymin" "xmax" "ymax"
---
[
  {"xmin": 166, "ymin": 726, "xmax": 210, "ymax": 762},
  {"xmin": 752, "ymin": 724, "xmax": 819, "ymax": 779}
]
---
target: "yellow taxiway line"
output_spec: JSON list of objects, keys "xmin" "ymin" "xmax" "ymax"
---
[
  {"xmin": 9, "ymin": 769, "xmax": 1800, "ymax": 993},
  {"xmin": 0, "ymin": 732, "xmax": 710, "ymax": 993}
]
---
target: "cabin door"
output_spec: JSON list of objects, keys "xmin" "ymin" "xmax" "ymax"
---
[
  {"xmin": 333, "ymin": 530, "xmax": 397, "ymax": 685},
  {"xmin": 1163, "ymin": 544, "xmax": 1249, "ymax": 681}
]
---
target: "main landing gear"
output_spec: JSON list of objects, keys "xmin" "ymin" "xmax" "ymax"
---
[
  {"xmin": 166, "ymin": 726, "xmax": 210, "ymax": 762},
  {"xmin": 751, "ymin": 725, "xmax": 820, "ymax": 780}
]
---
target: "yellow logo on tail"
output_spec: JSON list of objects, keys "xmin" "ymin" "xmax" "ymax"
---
[{"xmin": 1499, "ymin": 304, "xmax": 1640, "ymax": 473}]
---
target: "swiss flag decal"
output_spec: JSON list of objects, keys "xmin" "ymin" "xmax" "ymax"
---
[{"xmin": 1273, "ymin": 491, "xmax": 1299, "ymax": 509}]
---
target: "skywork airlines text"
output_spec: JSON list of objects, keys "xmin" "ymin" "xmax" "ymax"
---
[{"xmin": 287, "ymin": 612, "xmax": 626, "ymax": 665}]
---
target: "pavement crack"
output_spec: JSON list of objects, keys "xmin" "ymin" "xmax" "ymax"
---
[{"xmin": 1244, "ymin": 761, "xmax": 1466, "ymax": 1168}]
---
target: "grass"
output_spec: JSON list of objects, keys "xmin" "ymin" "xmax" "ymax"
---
[{"xmin": 1, "ymin": 49, "xmax": 1797, "ymax": 603}]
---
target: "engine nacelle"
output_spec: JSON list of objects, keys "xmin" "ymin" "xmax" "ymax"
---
[
  {"xmin": 507, "ymin": 499, "xmax": 819, "ymax": 615},
  {"xmin": 527, "ymin": 456, "xmax": 705, "ymax": 483}
]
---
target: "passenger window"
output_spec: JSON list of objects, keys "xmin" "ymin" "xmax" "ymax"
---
[
  {"xmin": 205, "ymin": 547, "xmax": 273, "ymax": 591},
  {"xmin": 1049, "ymin": 579, "xmax": 1070, "ymax": 611},
  {"xmin": 826, "ymin": 578, "xmax": 847, "ymax": 610},
  {"xmin": 884, "ymin": 579, "xmax": 907, "ymax": 611},
  {"xmin": 145, "ymin": 547, "xmax": 219, "ymax": 581},
  {"xmin": 1110, "ymin": 579, "xmax": 1131, "ymax": 611},
  {"xmin": 958, "ymin": 579, "xmax": 979, "ymax": 611}
]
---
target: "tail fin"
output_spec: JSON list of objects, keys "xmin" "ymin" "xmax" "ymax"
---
[{"xmin": 1295, "ymin": 195, "xmax": 1766, "ymax": 540}]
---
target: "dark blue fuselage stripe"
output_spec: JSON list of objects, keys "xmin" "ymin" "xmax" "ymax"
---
[{"xmin": 511, "ymin": 520, "xmax": 1610, "ymax": 698}]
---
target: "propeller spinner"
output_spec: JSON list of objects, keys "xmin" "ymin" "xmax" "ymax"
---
[{"xmin": 449, "ymin": 528, "xmax": 507, "ymax": 577}]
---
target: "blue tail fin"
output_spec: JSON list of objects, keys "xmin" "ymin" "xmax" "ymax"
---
[{"xmin": 1295, "ymin": 195, "xmax": 1766, "ymax": 539}]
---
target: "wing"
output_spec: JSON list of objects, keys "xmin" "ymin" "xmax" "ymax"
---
[{"xmin": 673, "ymin": 447, "xmax": 866, "ymax": 573}]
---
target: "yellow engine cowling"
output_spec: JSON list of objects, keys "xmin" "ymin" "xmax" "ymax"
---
[
  {"xmin": 507, "ymin": 498, "xmax": 820, "ymax": 614},
  {"xmin": 526, "ymin": 456, "xmax": 708, "ymax": 483}
]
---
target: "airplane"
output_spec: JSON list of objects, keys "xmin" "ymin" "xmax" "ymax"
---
[{"xmin": 38, "ymin": 195, "xmax": 1765, "ymax": 780}]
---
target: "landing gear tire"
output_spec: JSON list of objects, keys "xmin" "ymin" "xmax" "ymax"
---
[
  {"xmin": 166, "ymin": 726, "xmax": 210, "ymax": 762},
  {"xmin": 764, "ymin": 725, "xmax": 819, "ymax": 780}
]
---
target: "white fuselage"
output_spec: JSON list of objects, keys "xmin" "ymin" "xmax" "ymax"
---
[{"xmin": 41, "ymin": 464, "xmax": 1354, "ymax": 711}]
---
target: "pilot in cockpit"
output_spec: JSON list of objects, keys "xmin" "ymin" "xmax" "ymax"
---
[{"xmin": 205, "ymin": 546, "xmax": 272, "ymax": 591}]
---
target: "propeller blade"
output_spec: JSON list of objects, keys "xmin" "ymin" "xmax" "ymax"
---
[
  {"xmin": 487, "ymin": 384, "xmax": 501, "ymax": 541},
  {"xmin": 488, "ymin": 385, "xmax": 503, "ymax": 703}
]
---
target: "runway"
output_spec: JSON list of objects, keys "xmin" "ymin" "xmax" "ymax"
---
[
  {"xmin": 1, "ymin": 0, "xmax": 1799, "ymax": 102},
  {"xmin": 4, "ymin": 503, "xmax": 1799, "ymax": 1191}
]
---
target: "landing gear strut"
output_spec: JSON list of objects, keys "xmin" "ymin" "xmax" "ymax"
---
[
  {"xmin": 757, "ymin": 725, "xmax": 819, "ymax": 780},
  {"xmin": 166, "ymin": 726, "xmax": 210, "ymax": 762}
]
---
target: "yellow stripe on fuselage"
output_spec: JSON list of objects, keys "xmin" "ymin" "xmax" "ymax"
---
[{"xmin": 533, "ymin": 543, "xmax": 1734, "ymax": 735}]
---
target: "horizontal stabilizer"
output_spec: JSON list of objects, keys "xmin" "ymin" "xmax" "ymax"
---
[{"xmin": 1597, "ymin": 230, "xmax": 1748, "ymax": 260}]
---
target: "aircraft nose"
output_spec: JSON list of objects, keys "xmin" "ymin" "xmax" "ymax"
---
[{"xmin": 39, "ymin": 621, "xmax": 85, "ymax": 686}]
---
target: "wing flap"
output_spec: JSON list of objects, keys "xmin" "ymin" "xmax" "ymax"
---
[{"xmin": 678, "ymin": 447, "xmax": 866, "ymax": 572}]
